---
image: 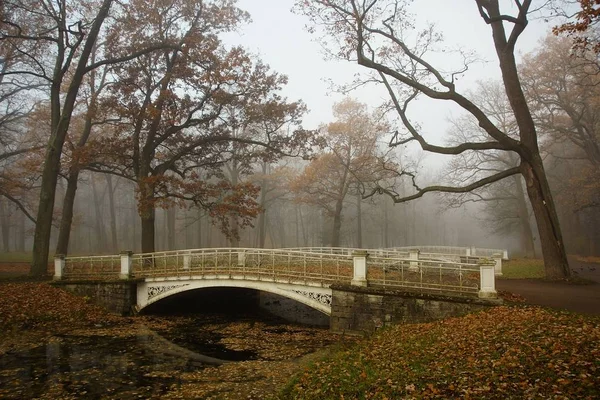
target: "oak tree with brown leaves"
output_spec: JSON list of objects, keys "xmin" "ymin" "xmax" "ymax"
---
[
  {"xmin": 1, "ymin": 0, "xmax": 175, "ymax": 275},
  {"xmin": 91, "ymin": 0, "xmax": 314, "ymax": 253}
]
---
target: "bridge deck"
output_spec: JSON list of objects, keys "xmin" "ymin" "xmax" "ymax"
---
[{"xmin": 58, "ymin": 248, "xmax": 495, "ymax": 298}]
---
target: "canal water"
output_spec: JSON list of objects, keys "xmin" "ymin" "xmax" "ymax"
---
[{"xmin": 0, "ymin": 288, "xmax": 341, "ymax": 399}]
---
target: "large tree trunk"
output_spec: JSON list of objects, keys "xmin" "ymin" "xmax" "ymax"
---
[
  {"xmin": 55, "ymin": 170, "xmax": 80, "ymax": 255},
  {"xmin": 30, "ymin": 0, "xmax": 113, "ymax": 276},
  {"xmin": 486, "ymin": 1, "xmax": 570, "ymax": 278},
  {"xmin": 32, "ymin": 148, "xmax": 64, "ymax": 275},
  {"xmin": 138, "ymin": 178, "xmax": 156, "ymax": 253},
  {"xmin": 141, "ymin": 208, "xmax": 156, "ymax": 254},
  {"xmin": 521, "ymin": 158, "xmax": 569, "ymax": 278}
]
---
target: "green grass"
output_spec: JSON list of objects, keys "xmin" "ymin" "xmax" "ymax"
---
[
  {"xmin": 0, "ymin": 252, "xmax": 57, "ymax": 263},
  {"xmin": 500, "ymin": 258, "xmax": 545, "ymax": 279},
  {"xmin": 0, "ymin": 252, "xmax": 33, "ymax": 263}
]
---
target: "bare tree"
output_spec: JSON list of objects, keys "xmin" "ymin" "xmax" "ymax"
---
[
  {"xmin": 297, "ymin": 0, "xmax": 571, "ymax": 278},
  {"xmin": 442, "ymin": 81, "xmax": 536, "ymax": 257}
]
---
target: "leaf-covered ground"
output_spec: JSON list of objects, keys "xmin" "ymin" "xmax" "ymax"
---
[
  {"xmin": 3, "ymin": 282, "xmax": 600, "ymax": 399},
  {"xmin": 0, "ymin": 282, "xmax": 126, "ymax": 353},
  {"xmin": 0, "ymin": 282, "xmax": 344, "ymax": 399},
  {"xmin": 281, "ymin": 306, "xmax": 600, "ymax": 399}
]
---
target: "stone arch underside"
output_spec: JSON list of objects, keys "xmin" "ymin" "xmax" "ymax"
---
[{"xmin": 137, "ymin": 279, "xmax": 333, "ymax": 315}]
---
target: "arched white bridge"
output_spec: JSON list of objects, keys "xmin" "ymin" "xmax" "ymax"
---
[
  {"xmin": 54, "ymin": 247, "xmax": 503, "ymax": 314},
  {"xmin": 140, "ymin": 279, "xmax": 333, "ymax": 315}
]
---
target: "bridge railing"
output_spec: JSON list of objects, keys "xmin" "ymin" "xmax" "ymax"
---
[
  {"xmin": 283, "ymin": 246, "xmax": 506, "ymax": 262},
  {"xmin": 366, "ymin": 254, "xmax": 482, "ymax": 296},
  {"xmin": 56, "ymin": 247, "xmax": 498, "ymax": 298},
  {"xmin": 130, "ymin": 248, "xmax": 354, "ymax": 285},
  {"xmin": 58, "ymin": 254, "xmax": 122, "ymax": 279},
  {"xmin": 282, "ymin": 247, "xmax": 408, "ymax": 258},
  {"xmin": 389, "ymin": 246, "xmax": 508, "ymax": 260}
]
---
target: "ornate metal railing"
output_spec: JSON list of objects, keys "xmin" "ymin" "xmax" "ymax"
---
[
  {"xmin": 389, "ymin": 245, "xmax": 508, "ymax": 260},
  {"xmin": 282, "ymin": 247, "xmax": 409, "ymax": 258},
  {"xmin": 61, "ymin": 254, "xmax": 122, "ymax": 279},
  {"xmin": 56, "ymin": 247, "xmax": 499, "ymax": 298},
  {"xmin": 366, "ymin": 254, "xmax": 481, "ymax": 295},
  {"xmin": 130, "ymin": 248, "xmax": 353, "ymax": 285},
  {"xmin": 282, "ymin": 246, "xmax": 505, "ymax": 262}
]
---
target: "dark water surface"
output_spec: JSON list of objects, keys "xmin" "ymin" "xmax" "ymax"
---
[
  {"xmin": 0, "ymin": 288, "xmax": 336, "ymax": 399},
  {"xmin": 0, "ymin": 317, "xmax": 264, "ymax": 399}
]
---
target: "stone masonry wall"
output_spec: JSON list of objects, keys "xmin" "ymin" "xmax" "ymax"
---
[
  {"xmin": 331, "ymin": 284, "xmax": 501, "ymax": 335},
  {"xmin": 54, "ymin": 281, "xmax": 138, "ymax": 315}
]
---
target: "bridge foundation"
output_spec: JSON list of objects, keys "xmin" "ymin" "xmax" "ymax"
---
[
  {"xmin": 53, "ymin": 280, "xmax": 138, "ymax": 315},
  {"xmin": 330, "ymin": 284, "xmax": 501, "ymax": 335}
]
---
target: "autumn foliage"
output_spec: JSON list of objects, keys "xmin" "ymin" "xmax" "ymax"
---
[
  {"xmin": 282, "ymin": 306, "xmax": 600, "ymax": 399},
  {"xmin": 554, "ymin": 0, "xmax": 600, "ymax": 53}
]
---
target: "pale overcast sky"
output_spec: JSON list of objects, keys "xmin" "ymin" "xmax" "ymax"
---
[{"xmin": 225, "ymin": 0, "xmax": 553, "ymax": 141}]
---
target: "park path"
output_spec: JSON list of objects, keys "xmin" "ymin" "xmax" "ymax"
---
[{"xmin": 497, "ymin": 256, "xmax": 600, "ymax": 316}]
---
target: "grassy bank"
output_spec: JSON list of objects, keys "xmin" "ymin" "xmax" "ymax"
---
[
  {"xmin": 501, "ymin": 258, "xmax": 545, "ymax": 279},
  {"xmin": 0, "ymin": 252, "xmax": 35, "ymax": 263},
  {"xmin": 280, "ymin": 306, "xmax": 600, "ymax": 399}
]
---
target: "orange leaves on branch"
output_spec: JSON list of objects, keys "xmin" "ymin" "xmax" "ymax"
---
[{"xmin": 554, "ymin": 0, "xmax": 600, "ymax": 53}]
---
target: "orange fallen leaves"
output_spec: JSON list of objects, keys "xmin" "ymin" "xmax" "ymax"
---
[
  {"xmin": 0, "ymin": 282, "xmax": 124, "ymax": 335},
  {"xmin": 280, "ymin": 306, "xmax": 600, "ymax": 399}
]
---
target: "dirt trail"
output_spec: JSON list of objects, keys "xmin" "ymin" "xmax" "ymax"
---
[{"xmin": 497, "ymin": 256, "xmax": 600, "ymax": 316}]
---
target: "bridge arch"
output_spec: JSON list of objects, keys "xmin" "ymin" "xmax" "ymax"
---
[{"xmin": 136, "ymin": 279, "xmax": 332, "ymax": 315}]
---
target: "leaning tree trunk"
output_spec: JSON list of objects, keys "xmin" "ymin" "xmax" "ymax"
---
[
  {"xmin": 519, "ymin": 163, "xmax": 568, "ymax": 278},
  {"xmin": 486, "ymin": 0, "xmax": 570, "ymax": 278},
  {"xmin": 521, "ymin": 158, "xmax": 570, "ymax": 279}
]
